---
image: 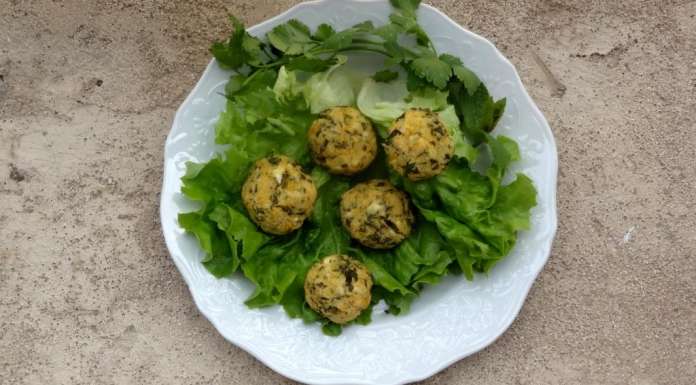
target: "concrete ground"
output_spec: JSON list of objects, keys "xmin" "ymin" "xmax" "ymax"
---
[{"xmin": 1, "ymin": 0, "xmax": 694, "ymax": 384}]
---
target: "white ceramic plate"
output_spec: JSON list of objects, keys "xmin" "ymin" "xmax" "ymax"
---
[{"xmin": 160, "ymin": 1, "xmax": 557, "ymax": 384}]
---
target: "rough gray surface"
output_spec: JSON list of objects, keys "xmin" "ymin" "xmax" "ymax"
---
[{"xmin": 1, "ymin": 1, "xmax": 695, "ymax": 384}]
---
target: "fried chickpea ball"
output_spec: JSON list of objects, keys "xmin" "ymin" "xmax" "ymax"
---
[
  {"xmin": 241, "ymin": 155, "xmax": 317, "ymax": 235},
  {"xmin": 304, "ymin": 255, "xmax": 373, "ymax": 324},
  {"xmin": 384, "ymin": 108, "xmax": 454, "ymax": 181},
  {"xmin": 308, "ymin": 106, "xmax": 378, "ymax": 175},
  {"xmin": 340, "ymin": 179, "xmax": 414, "ymax": 249}
]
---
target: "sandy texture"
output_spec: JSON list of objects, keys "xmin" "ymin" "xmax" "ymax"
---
[{"xmin": 1, "ymin": 1, "xmax": 694, "ymax": 384}]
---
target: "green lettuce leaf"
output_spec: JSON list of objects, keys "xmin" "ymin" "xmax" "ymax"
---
[
  {"xmin": 178, "ymin": 211, "xmax": 237, "ymax": 277},
  {"xmin": 305, "ymin": 178, "xmax": 352, "ymax": 259},
  {"xmin": 356, "ymin": 77, "xmax": 449, "ymax": 128},
  {"xmin": 216, "ymin": 69, "xmax": 316, "ymax": 164},
  {"xmin": 473, "ymin": 173, "xmax": 537, "ymax": 256},
  {"xmin": 353, "ymin": 221, "xmax": 454, "ymax": 312},
  {"xmin": 439, "ymin": 105, "xmax": 478, "ymax": 163},
  {"xmin": 272, "ymin": 66, "xmax": 305, "ymax": 107},
  {"xmin": 418, "ymin": 207, "xmax": 494, "ymax": 279},
  {"xmin": 405, "ymin": 142, "xmax": 537, "ymax": 277},
  {"xmin": 302, "ymin": 56, "xmax": 356, "ymax": 113},
  {"xmin": 242, "ymin": 230, "xmax": 308, "ymax": 308},
  {"xmin": 180, "ymin": 149, "xmax": 252, "ymax": 206},
  {"xmin": 209, "ymin": 204, "xmax": 269, "ymax": 261},
  {"xmin": 238, "ymin": 174, "xmax": 352, "ymax": 314}
]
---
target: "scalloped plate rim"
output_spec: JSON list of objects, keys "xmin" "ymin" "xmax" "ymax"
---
[{"xmin": 160, "ymin": 1, "xmax": 558, "ymax": 384}]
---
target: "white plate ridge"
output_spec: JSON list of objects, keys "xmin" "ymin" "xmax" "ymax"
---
[{"xmin": 160, "ymin": 1, "xmax": 558, "ymax": 384}]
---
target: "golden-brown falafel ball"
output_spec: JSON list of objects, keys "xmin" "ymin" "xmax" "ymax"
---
[
  {"xmin": 241, "ymin": 155, "xmax": 317, "ymax": 235},
  {"xmin": 340, "ymin": 179, "xmax": 414, "ymax": 249},
  {"xmin": 384, "ymin": 108, "xmax": 454, "ymax": 181},
  {"xmin": 304, "ymin": 254, "xmax": 373, "ymax": 324},
  {"xmin": 308, "ymin": 106, "xmax": 378, "ymax": 175}
]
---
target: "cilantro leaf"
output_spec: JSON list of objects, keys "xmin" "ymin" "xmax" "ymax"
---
[
  {"xmin": 313, "ymin": 23, "xmax": 336, "ymax": 41},
  {"xmin": 316, "ymin": 22, "xmax": 374, "ymax": 52},
  {"xmin": 322, "ymin": 323, "xmax": 342, "ymax": 336},
  {"xmin": 389, "ymin": 0, "xmax": 422, "ymax": 18},
  {"xmin": 492, "ymin": 98, "xmax": 507, "ymax": 127},
  {"xmin": 267, "ymin": 19, "xmax": 317, "ymax": 55},
  {"xmin": 409, "ymin": 54, "xmax": 451, "ymax": 89},
  {"xmin": 320, "ymin": 30, "xmax": 354, "ymax": 51},
  {"xmin": 390, "ymin": 14, "xmax": 430, "ymax": 46},
  {"xmin": 389, "ymin": 0, "xmax": 430, "ymax": 46},
  {"xmin": 383, "ymin": 37, "xmax": 408, "ymax": 65},
  {"xmin": 448, "ymin": 80, "xmax": 506, "ymax": 144},
  {"xmin": 372, "ymin": 69, "xmax": 399, "ymax": 82},
  {"xmin": 286, "ymin": 56, "xmax": 337, "ymax": 72},
  {"xmin": 210, "ymin": 41, "xmax": 238, "ymax": 68},
  {"xmin": 439, "ymin": 53, "xmax": 481, "ymax": 95},
  {"xmin": 453, "ymin": 65, "xmax": 482, "ymax": 95},
  {"xmin": 375, "ymin": 23, "xmax": 400, "ymax": 41},
  {"xmin": 241, "ymin": 34, "xmax": 265, "ymax": 66},
  {"xmin": 436, "ymin": 53, "xmax": 461, "ymax": 67},
  {"xmin": 352, "ymin": 21, "xmax": 376, "ymax": 32},
  {"xmin": 210, "ymin": 16, "xmax": 245, "ymax": 69},
  {"xmin": 405, "ymin": 66, "xmax": 428, "ymax": 92},
  {"xmin": 211, "ymin": 16, "xmax": 266, "ymax": 69},
  {"xmin": 223, "ymin": 73, "xmax": 246, "ymax": 96}
]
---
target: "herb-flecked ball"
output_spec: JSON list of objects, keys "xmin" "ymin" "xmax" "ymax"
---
[
  {"xmin": 241, "ymin": 155, "xmax": 317, "ymax": 235},
  {"xmin": 340, "ymin": 179, "xmax": 414, "ymax": 249},
  {"xmin": 304, "ymin": 254, "xmax": 373, "ymax": 324},
  {"xmin": 384, "ymin": 107, "xmax": 454, "ymax": 181},
  {"xmin": 308, "ymin": 106, "xmax": 378, "ymax": 175}
]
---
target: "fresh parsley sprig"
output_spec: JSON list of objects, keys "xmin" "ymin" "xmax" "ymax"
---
[
  {"xmin": 213, "ymin": 2, "xmax": 463, "ymax": 86},
  {"xmin": 210, "ymin": 0, "xmax": 506, "ymax": 142}
]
